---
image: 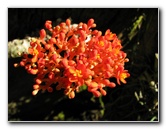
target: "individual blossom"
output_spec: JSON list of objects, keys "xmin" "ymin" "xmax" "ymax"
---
[{"xmin": 14, "ymin": 18, "xmax": 130, "ymax": 99}]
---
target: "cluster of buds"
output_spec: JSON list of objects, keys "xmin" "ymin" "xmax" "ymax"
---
[{"xmin": 14, "ymin": 18, "xmax": 130, "ymax": 99}]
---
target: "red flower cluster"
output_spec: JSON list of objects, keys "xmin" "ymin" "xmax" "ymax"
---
[{"xmin": 15, "ymin": 18, "xmax": 130, "ymax": 99}]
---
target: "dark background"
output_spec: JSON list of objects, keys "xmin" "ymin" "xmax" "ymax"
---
[{"xmin": 8, "ymin": 8, "xmax": 158, "ymax": 121}]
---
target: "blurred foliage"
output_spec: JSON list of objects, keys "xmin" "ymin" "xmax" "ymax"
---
[{"xmin": 8, "ymin": 8, "xmax": 158, "ymax": 121}]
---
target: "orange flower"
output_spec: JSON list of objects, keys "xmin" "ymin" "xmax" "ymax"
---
[
  {"xmin": 15, "ymin": 18, "xmax": 130, "ymax": 99},
  {"xmin": 117, "ymin": 71, "xmax": 130, "ymax": 85}
]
